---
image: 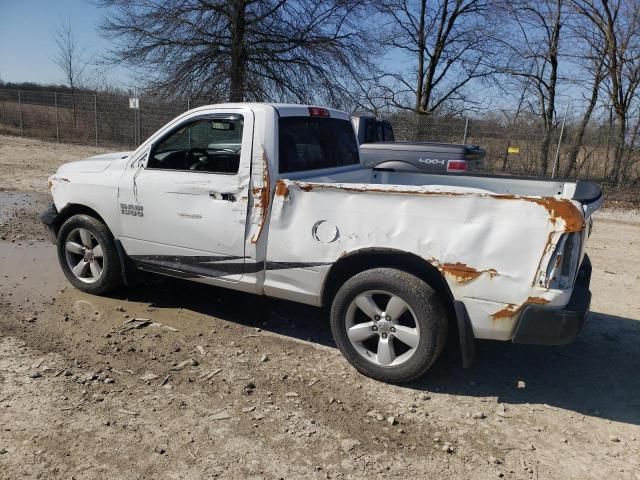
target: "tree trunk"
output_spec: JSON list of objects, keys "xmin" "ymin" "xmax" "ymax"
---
[
  {"xmin": 540, "ymin": 1, "xmax": 561, "ymax": 176},
  {"xmin": 415, "ymin": 0, "xmax": 427, "ymax": 112},
  {"xmin": 563, "ymin": 67, "xmax": 602, "ymax": 177},
  {"xmin": 562, "ymin": 106, "xmax": 593, "ymax": 178},
  {"xmin": 419, "ymin": 0, "xmax": 449, "ymax": 113},
  {"xmin": 604, "ymin": 107, "xmax": 613, "ymax": 177},
  {"xmin": 539, "ymin": 93, "xmax": 555, "ymax": 176},
  {"xmin": 71, "ymin": 84, "xmax": 78, "ymax": 129},
  {"xmin": 229, "ymin": 0, "xmax": 247, "ymax": 102},
  {"xmin": 612, "ymin": 113, "xmax": 627, "ymax": 186},
  {"xmin": 539, "ymin": 128, "xmax": 553, "ymax": 176},
  {"xmin": 502, "ymin": 143, "xmax": 510, "ymax": 171}
]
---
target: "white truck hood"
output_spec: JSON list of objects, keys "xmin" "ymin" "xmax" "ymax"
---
[{"xmin": 56, "ymin": 151, "xmax": 133, "ymax": 174}]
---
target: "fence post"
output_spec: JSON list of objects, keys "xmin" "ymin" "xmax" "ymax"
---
[
  {"xmin": 53, "ymin": 92, "xmax": 60, "ymax": 143},
  {"xmin": 132, "ymin": 88, "xmax": 137, "ymax": 146},
  {"xmin": 462, "ymin": 117, "xmax": 469, "ymax": 144},
  {"xmin": 186, "ymin": 98, "xmax": 191, "ymax": 146},
  {"xmin": 137, "ymin": 97, "xmax": 141, "ymax": 146},
  {"xmin": 54, "ymin": 92, "xmax": 59, "ymax": 143},
  {"xmin": 94, "ymin": 95, "xmax": 98, "ymax": 146},
  {"xmin": 551, "ymin": 101, "xmax": 570, "ymax": 179},
  {"xmin": 132, "ymin": 93, "xmax": 136, "ymax": 146},
  {"xmin": 18, "ymin": 90, "xmax": 23, "ymax": 136}
]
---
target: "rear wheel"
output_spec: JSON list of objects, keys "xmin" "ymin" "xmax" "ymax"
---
[
  {"xmin": 330, "ymin": 268, "xmax": 447, "ymax": 383},
  {"xmin": 56, "ymin": 214, "xmax": 122, "ymax": 294}
]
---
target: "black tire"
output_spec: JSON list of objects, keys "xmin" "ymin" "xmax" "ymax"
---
[
  {"xmin": 56, "ymin": 214, "xmax": 122, "ymax": 295},
  {"xmin": 330, "ymin": 268, "xmax": 448, "ymax": 383}
]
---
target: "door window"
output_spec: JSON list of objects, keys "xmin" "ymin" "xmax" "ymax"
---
[{"xmin": 148, "ymin": 115, "xmax": 244, "ymax": 173}]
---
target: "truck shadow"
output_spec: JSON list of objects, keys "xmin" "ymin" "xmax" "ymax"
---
[
  {"xmin": 421, "ymin": 311, "xmax": 640, "ymax": 427},
  {"xmin": 122, "ymin": 276, "xmax": 640, "ymax": 426}
]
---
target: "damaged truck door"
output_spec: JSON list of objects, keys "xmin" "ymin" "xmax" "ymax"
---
[{"xmin": 117, "ymin": 110, "xmax": 253, "ymax": 281}]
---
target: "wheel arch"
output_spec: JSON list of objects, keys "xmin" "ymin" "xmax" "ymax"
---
[
  {"xmin": 52, "ymin": 203, "xmax": 109, "ymax": 237},
  {"xmin": 52, "ymin": 203, "xmax": 145, "ymax": 287},
  {"xmin": 321, "ymin": 248, "xmax": 456, "ymax": 322}
]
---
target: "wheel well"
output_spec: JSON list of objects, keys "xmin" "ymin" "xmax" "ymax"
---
[
  {"xmin": 321, "ymin": 249, "xmax": 456, "ymax": 320},
  {"xmin": 53, "ymin": 204, "xmax": 107, "ymax": 236}
]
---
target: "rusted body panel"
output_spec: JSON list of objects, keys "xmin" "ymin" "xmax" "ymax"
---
[
  {"xmin": 266, "ymin": 178, "xmax": 589, "ymax": 340},
  {"xmin": 249, "ymin": 146, "xmax": 271, "ymax": 244}
]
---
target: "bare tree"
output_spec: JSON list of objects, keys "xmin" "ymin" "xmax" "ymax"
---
[
  {"xmin": 373, "ymin": 0, "xmax": 501, "ymax": 114},
  {"xmin": 341, "ymin": 71, "xmax": 395, "ymax": 115},
  {"xmin": 562, "ymin": 9, "xmax": 608, "ymax": 177},
  {"xmin": 98, "ymin": 0, "xmax": 375, "ymax": 104},
  {"xmin": 501, "ymin": 76, "xmax": 532, "ymax": 171},
  {"xmin": 53, "ymin": 19, "xmax": 87, "ymax": 126},
  {"xmin": 499, "ymin": 0, "xmax": 565, "ymax": 175},
  {"xmin": 573, "ymin": 0, "xmax": 640, "ymax": 185},
  {"xmin": 562, "ymin": 59, "xmax": 605, "ymax": 177}
]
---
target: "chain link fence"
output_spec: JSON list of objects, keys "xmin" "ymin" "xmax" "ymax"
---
[
  {"xmin": 383, "ymin": 110, "xmax": 639, "ymax": 204},
  {"xmin": 0, "ymin": 88, "xmax": 227, "ymax": 148},
  {"xmin": 1, "ymin": 88, "xmax": 638, "ymax": 204}
]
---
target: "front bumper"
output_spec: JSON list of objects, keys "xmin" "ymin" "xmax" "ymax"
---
[
  {"xmin": 512, "ymin": 255, "xmax": 592, "ymax": 345},
  {"xmin": 39, "ymin": 204, "xmax": 59, "ymax": 243}
]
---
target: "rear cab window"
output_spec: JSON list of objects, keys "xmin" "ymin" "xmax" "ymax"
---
[
  {"xmin": 363, "ymin": 118, "xmax": 395, "ymax": 143},
  {"xmin": 278, "ymin": 116, "xmax": 359, "ymax": 173}
]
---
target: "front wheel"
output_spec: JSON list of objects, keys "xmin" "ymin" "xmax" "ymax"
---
[
  {"xmin": 56, "ymin": 214, "xmax": 122, "ymax": 295},
  {"xmin": 330, "ymin": 268, "xmax": 448, "ymax": 383}
]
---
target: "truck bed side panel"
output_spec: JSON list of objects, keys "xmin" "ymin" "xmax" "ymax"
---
[{"xmin": 265, "ymin": 180, "xmax": 583, "ymax": 340}]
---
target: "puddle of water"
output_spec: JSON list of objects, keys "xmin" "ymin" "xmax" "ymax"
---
[
  {"xmin": 0, "ymin": 240, "xmax": 335, "ymax": 349},
  {"xmin": 0, "ymin": 241, "xmax": 63, "ymax": 300}
]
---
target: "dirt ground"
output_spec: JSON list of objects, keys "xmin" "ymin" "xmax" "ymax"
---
[{"xmin": 0, "ymin": 134, "xmax": 639, "ymax": 480}]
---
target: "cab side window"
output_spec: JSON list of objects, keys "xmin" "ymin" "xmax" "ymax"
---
[
  {"xmin": 382, "ymin": 123, "xmax": 394, "ymax": 141},
  {"xmin": 147, "ymin": 116, "xmax": 244, "ymax": 174},
  {"xmin": 365, "ymin": 119, "xmax": 378, "ymax": 143}
]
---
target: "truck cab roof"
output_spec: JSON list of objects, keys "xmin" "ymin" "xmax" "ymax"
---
[{"xmin": 185, "ymin": 103, "xmax": 351, "ymax": 121}]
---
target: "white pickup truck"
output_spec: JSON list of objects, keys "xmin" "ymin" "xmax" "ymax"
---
[{"xmin": 41, "ymin": 103, "xmax": 603, "ymax": 383}]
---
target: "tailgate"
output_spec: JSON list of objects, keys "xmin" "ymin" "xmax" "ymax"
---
[{"xmin": 572, "ymin": 180, "xmax": 604, "ymax": 219}]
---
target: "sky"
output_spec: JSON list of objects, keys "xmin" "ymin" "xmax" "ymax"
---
[
  {"xmin": 0, "ymin": 0, "xmax": 131, "ymax": 87},
  {"xmin": 0, "ymin": 1, "xmax": 403, "ymax": 93},
  {"xmin": 0, "ymin": 0, "xmax": 580, "ymax": 113}
]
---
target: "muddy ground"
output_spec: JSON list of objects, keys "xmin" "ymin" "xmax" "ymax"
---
[{"xmin": 0, "ymin": 134, "xmax": 639, "ymax": 480}]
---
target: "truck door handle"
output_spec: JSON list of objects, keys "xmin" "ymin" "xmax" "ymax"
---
[{"xmin": 209, "ymin": 192, "xmax": 236, "ymax": 202}]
